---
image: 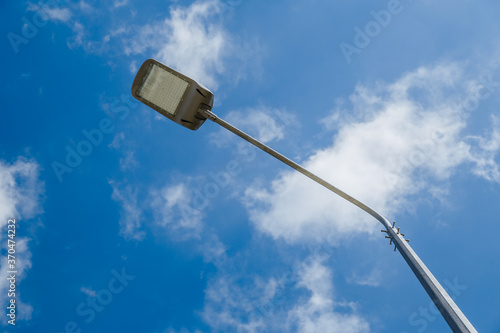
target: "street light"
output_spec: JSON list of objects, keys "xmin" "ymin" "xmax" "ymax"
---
[{"xmin": 132, "ymin": 59, "xmax": 477, "ymax": 333}]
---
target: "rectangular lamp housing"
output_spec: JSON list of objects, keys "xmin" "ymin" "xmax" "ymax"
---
[{"xmin": 132, "ymin": 59, "xmax": 214, "ymax": 130}]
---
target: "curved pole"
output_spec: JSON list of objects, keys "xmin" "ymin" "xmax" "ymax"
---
[{"xmin": 203, "ymin": 110, "xmax": 477, "ymax": 333}]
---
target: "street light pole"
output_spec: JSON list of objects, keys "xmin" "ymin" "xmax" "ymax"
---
[
  {"xmin": 131, "ymin": 58, "xmax": 477, "ymax": 332},
  {"xmin": 202, "ymin": 109, "xmax": 477, "ymax": 333}
]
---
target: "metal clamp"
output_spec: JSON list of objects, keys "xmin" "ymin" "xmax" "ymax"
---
[{"xmin": 382, "ymin": 221, "xmax": 410, "ymax": 252}]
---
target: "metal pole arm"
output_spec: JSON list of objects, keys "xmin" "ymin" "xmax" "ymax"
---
[
  {"xmin": 203, "ymin": 110, "xmax": 477, "ymax": 333},
  {"xmin": 203, "ymin": 110, "xmax": 389, "ymax": 227}
]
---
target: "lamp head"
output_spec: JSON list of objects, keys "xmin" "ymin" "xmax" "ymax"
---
[{"xmin": 131, "ymin": 59, "xmax": 214, "ymax": 130}]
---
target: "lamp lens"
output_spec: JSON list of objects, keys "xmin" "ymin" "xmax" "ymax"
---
[{"xmin": 137, "ymin": 63, "xmax": 189, "ymax": 115}]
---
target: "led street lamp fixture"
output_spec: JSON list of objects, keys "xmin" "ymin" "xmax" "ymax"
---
[{"xmin": 131, "ymin": 59, "xmax": 214, "ymax": 130}]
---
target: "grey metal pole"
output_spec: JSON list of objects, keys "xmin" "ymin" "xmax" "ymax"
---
[{"xmin": 203, "ymin": 110, "xmax": 477, "ymax": 333}]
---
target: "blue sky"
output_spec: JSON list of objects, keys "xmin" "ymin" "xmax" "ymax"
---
[{"xmin": 1, "ymin": 0, "xmax": 500, "ymax": 332}]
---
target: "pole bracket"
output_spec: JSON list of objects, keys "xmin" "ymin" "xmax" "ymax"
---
[{"xmin": 384, "ymin": 221, "xmax": 410, "ymax": 252}]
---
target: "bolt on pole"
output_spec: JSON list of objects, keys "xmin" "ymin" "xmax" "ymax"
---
[{"xmin": 203, "ymin": 110, "xmax": 477, "ymax": 333}]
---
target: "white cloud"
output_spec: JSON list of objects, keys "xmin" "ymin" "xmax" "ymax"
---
[
  {"xmin": 150, "ymin": 183, "xmax": 204, "ymax": 240},
  {"xmin": 107, "ymin": 133, "xmax": 139, "ymax": 172},
  {"xmin": 129, "ymin": 60, "xmax": 138, "ymax": 74},
  {"xmin": 201, "ymin": 256, "xmax": 369, "ymax": 333},
  {"xmin": 0, "ymin": 158, "xmax": 44, "ymax": 325},
  {"xmin": 346, "ymin": 269, "xmax": 382, "ymax": 287},
  {"xmin": 0, "ymin": 158, "xmax": 43, "ymax": 225},
  {"xmin": 244, "ymin": 63, "xmax": 500, "ymax": 244},
  {"xmin": 67, "ymin": 21, "xmax": 85, "ymax": 50},
  {"xmin": 202, "ymin": 276, "xmax": 266, "ymax": 332},
  {"xmin": 214, "ymin": 105, "xmax": 296, "ymax": 146},
  {"xmin": 109, "ymin": 181, "xmax": 145, "ymax": 241},
  {"xmin": 286, "ymin": 259, "xmax": 369, "ymax": 333},
  {"xmin": 67, "ymin": 21, "xmax": 113, "ymax": 53},
  {"xmin": 124, "ymin": 0, "xmax": 232, "ymax": 90},
  {"xmin": 27, "ymin": 2, "xmax": 72, "ymax": 23},
  {"xmin": 80, "ymin": 286, "xmax": 97, "ymax": 297},
  {"xmin": 210, "ymin": 107, "xmax": 293, "ymax": 148},
  {"xmin": 467, "ymin": 115, "xmax": 500, "ymax": 182},
  {"xmin": 78, "ymin": 1, "xmax": 93, "ymax": 12},
  {"xmin": 44, "ymin": 7, "xmax": 72, "ymax": 22},
  {"xmin": 34, "ymin": 0, "xmax": 258, "ymax": 85},
  {"xmin": 108, "ymin": 132, "xmax": 126, "ymax": 150},
  {"xmin": 239, "ymin": 109, "xmax": 287, "ymax": 143},
  {"xmin": 113, "ymin": 0, "xmax": 129, "ymax": 8},
  {"xmin": 111, "ymin": 180, "xmax": 228, "ymax": 262},
  {"xmin": 119, "ymin": 151, "xmax": 139, "ymax": 171},
  {"xmin": 148, "ymin": 182, "xmax": 228, "ymax": 261}
]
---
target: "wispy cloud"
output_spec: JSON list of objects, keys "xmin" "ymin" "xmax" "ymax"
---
[
  {"xmin": 113, "ymin": 0, "xmax": 129, "ymax": 9},
  {"xmin": 346, "ymin": 269, "xmax": 382, "ymax": 287},
  {"xmin": 109, "ymin": 181, "xmax": 145, "ymax": 241},
  {"xmin": 286, "ymin": 259, "xmax": 369, "ymax": 333},
  {"xmin": 201, "ymin": 256, "xmax": 369, "ymax": 333},
  {"xmin": 0, "ymin": 158, "xmax": 44, "ymax": 225},
  {"xmin": 210, "ymin": 106, "xmax": 294, "ymax": 148},
  {"xmin": 244, "ymin": 63, "xmax": 500, "ymax": 244},
  {"xmin": 110, "ymin": 179, "xmax": 228, "ymax": 262},
  {"xmin": 119, "ymin": 151, "xmax": 139, "ymax": 172},
  {"xmin": 202, "ymin": 275, "xmax": 266, "ymax": 332},
  {"xmin": 467, "ymin": 115, "xmax": 500, "ymax": 182},
  {"xmin": 0, "ymin": 158, "xmax": 44, "ymax": 325},
  {"xmin": 78, "ymin": 0, "xmax": 93, "ymax": 12},
  {"xmin": 27, "ymin": 2, "xmax": 73, "ymax": 23},
  {"xmin": 67, "ymin": 21, "xmax": 85, "ymax": 49},
  {"xmin": 124, "ymin": 0, "xmax": 238, "ymax": 90},
  {"xmin": 80, "ymin": 286, "xmax": 97, "ymax": 297},
  {"xmin": 150, "ymin": 183, "xmax": 205, "ymax": 240},
  {"xmin": 30, "ymin": 0, "xmax": 259, "ymax": 87}
]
